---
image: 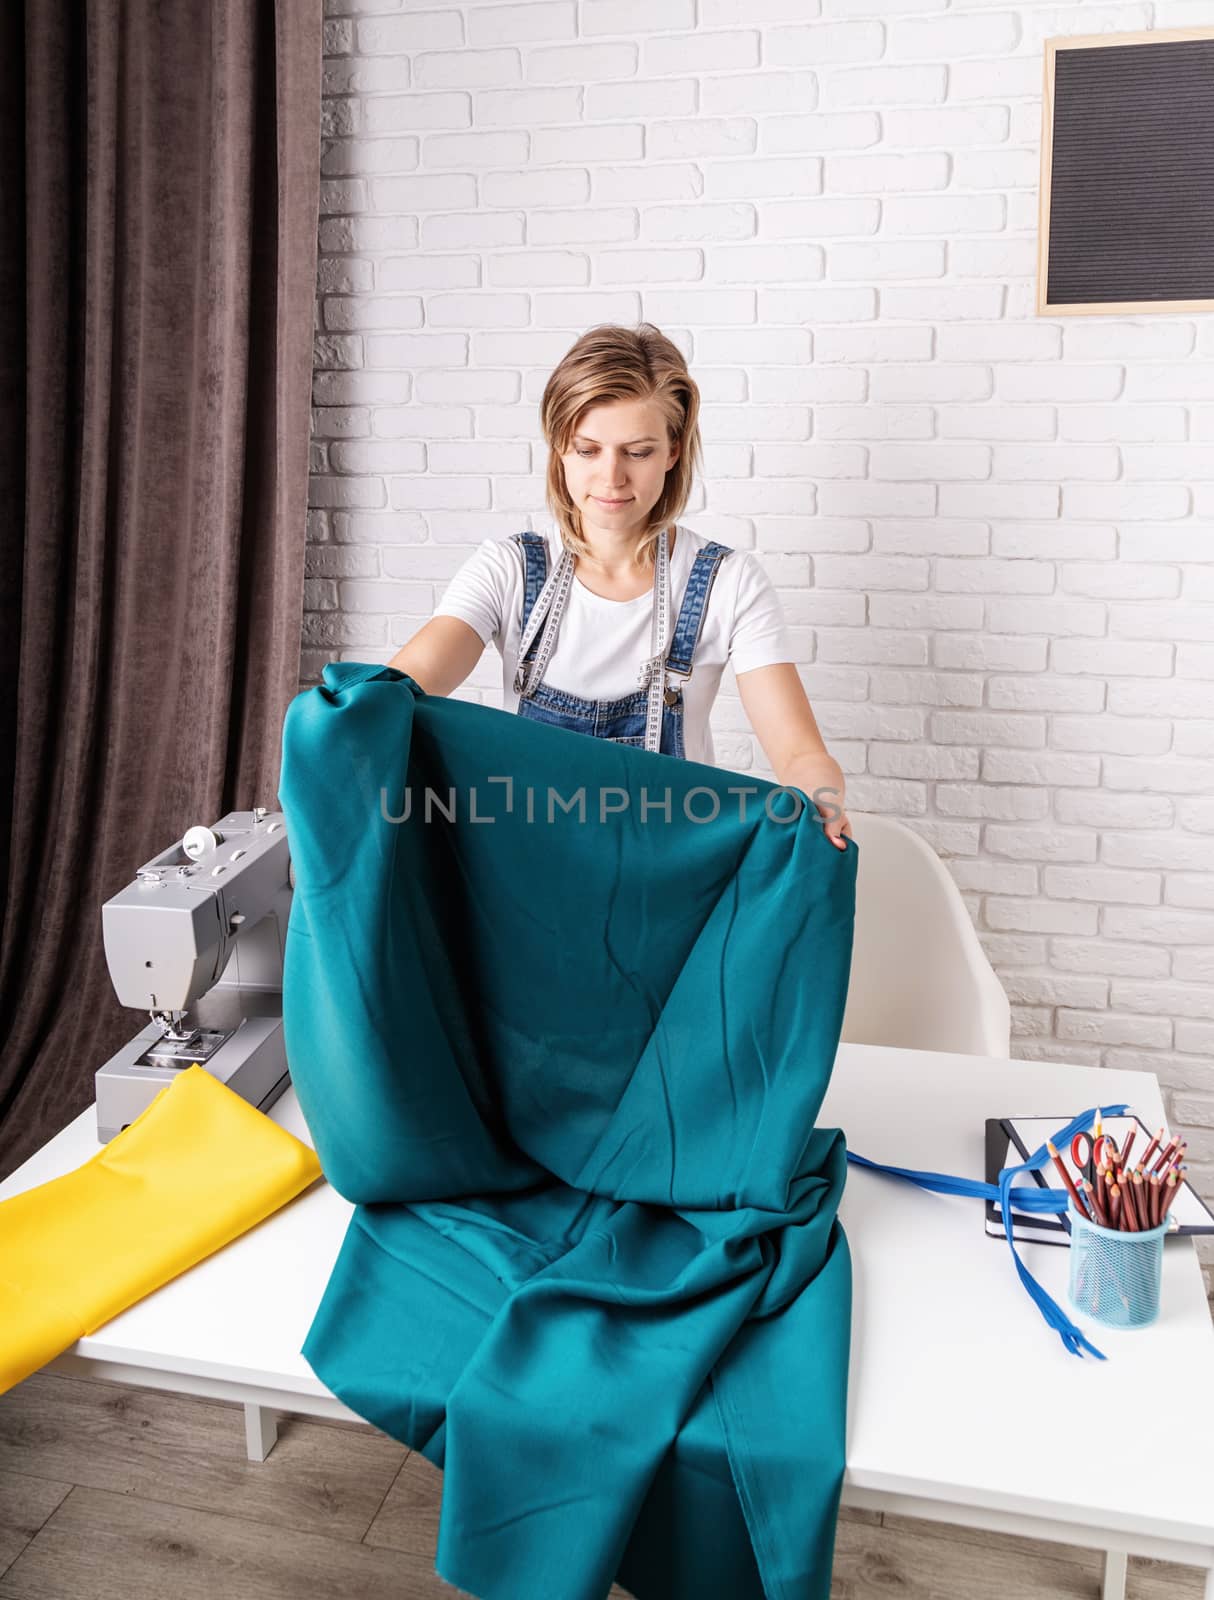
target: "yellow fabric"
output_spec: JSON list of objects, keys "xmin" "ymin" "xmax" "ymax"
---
[{"xmin": 0, "ymin": 1064, "xmax": 322, "ymax": 1394}]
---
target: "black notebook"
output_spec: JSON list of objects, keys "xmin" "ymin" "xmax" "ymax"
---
[{"xmin": 985, "ymin": 1113, "xmax": 1214, "ymax": 1246}]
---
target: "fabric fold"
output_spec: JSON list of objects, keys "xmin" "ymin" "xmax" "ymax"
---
[{"xmin": 281, "ymin": 662, "xmax": 858, "ymax": 1600}]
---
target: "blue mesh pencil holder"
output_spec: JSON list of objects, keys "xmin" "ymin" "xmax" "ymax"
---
[{"xmin": 1067, "ymin": 1205, "xmax": 1169, "ymax": 1330}]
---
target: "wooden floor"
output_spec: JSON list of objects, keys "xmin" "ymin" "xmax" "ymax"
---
[{"xmin": 0, "ymin": 1370, "xmax": 1207, "ymax": 1599}]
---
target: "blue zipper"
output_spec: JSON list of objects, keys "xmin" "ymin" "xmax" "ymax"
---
[{"xmin": 846, "ymin": 1103, "xmax": 1132, "ymax": 1360}]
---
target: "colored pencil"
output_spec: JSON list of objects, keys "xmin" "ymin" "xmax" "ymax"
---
[
  {"xmin": 1132, "ymin": 1170, "xmax": 1150, "ymax": 1230},
  {"xmin": 1122, "ymin": 1178, "xmax": 1140, "ymax": 1231},
  {"xmin": 1083, "ymin": 1179, "xmax": 1109, "ymax": 1228},
  {"xmin": 1047, "ymin": 1140, "xmax": 1092, "ymax": 1219},
  {"xmin": 1149, "ymin": 1137, "xmax": 1179, "ymax": 1177}
]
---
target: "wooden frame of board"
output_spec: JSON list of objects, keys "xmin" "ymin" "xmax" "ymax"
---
[{"xmin": 1037, "ymin": 27, "xmax": 1214, "ymax": 316}]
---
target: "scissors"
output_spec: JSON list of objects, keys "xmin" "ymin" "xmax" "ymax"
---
[{"xmin": 1070, "ymin": 1131, "xmax": 1119, "ymax": 1184}]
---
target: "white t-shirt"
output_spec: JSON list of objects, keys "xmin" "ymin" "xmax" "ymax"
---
[{"xmin": 432, "ymin": 517, "xmax": 793, "ymax": 766}]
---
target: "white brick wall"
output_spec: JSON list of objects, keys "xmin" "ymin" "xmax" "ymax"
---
[{"xmin": 310, "ymin": 0, "xmax": 1214, "ymax": 1268}]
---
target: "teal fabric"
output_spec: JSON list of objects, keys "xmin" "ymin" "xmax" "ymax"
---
[{"xmin": 279, "ymin": 662, "xmax": 858, "ymax": 1600}]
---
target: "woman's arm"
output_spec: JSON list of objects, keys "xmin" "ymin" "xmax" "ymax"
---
[
  {"xmin": 736, "ymin": 663, "xmax": 852, "ymax": 851},
  {"xmin": 386, "ymin": 615, "xmax": 487, "ymax": 698}
]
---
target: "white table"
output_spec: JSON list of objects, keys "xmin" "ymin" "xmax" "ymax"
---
[{"xmin": 3, "ymin": 1043, "xmax": 1212, "ymax": 1597}]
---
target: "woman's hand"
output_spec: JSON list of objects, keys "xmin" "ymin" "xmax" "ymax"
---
[
  {"xmin": 735, "ymin": 663, "xmax": 853, "ymax": 852},
  {"xmin": 784, "ymin": 749, "xmax": 853, "ymax": 852}
]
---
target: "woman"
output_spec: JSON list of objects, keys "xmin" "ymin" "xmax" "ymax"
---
[{"xmin": 388, "ymin": 323, "xmax": 851, "ymax": 850}]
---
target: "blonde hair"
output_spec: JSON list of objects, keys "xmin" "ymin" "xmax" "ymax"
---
[{"xmin": 540, "ymin": 323, "xmax": 703, "ymax": 568}]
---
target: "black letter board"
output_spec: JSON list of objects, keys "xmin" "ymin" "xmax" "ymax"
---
[{"xmin": 1038, "ymin": 28, "xmax": 1214, "ymax": 315}]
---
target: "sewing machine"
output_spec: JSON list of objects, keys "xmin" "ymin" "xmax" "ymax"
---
[{"xmin": 94, "ymin": 808, "xmax": 293, "ymax": 1141}]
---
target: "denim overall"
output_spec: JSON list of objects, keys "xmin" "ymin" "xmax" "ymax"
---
[{"xmin": 510, "ymin": 527, "xmax": 732, "ymax": 758}]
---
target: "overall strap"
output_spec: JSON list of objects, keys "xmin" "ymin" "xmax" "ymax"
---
[
  {"xmin": 847, "ymin": 1102, "xmax": 1132, "ymax": 1361},
  {"xmin": 665, "ymin": 542, "xmax": 733, "ymax": 679},
  {"xmin": 512, "ymin": 531, "xmax": 549, "ymax": 655},
  {"xmin": 512, "ymin": 533, "xmax": 576, "ymax": 699}
]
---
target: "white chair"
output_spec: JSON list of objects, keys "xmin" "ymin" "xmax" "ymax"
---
[{"xmin": 839, "ymin": 812, "xmax": 1011, "ymax": 1059}]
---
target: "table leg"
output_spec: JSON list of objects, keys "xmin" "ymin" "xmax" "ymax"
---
[
  {"xmin": 1100, "ymin": 1550, "xmax": 1127, "ymax": 1600},
  {"xmin": 244, "ymin": 1403, "xmax": 279, "ymax": 1462},
  {"xmin": 1205, "ymin": 1562, "xmax": 1214, "ymax": 1600}
]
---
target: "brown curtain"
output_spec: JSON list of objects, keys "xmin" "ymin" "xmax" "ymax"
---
[{"xmin": 0, "ymin": 2, "xmax": 322, "ymax": 1178}]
